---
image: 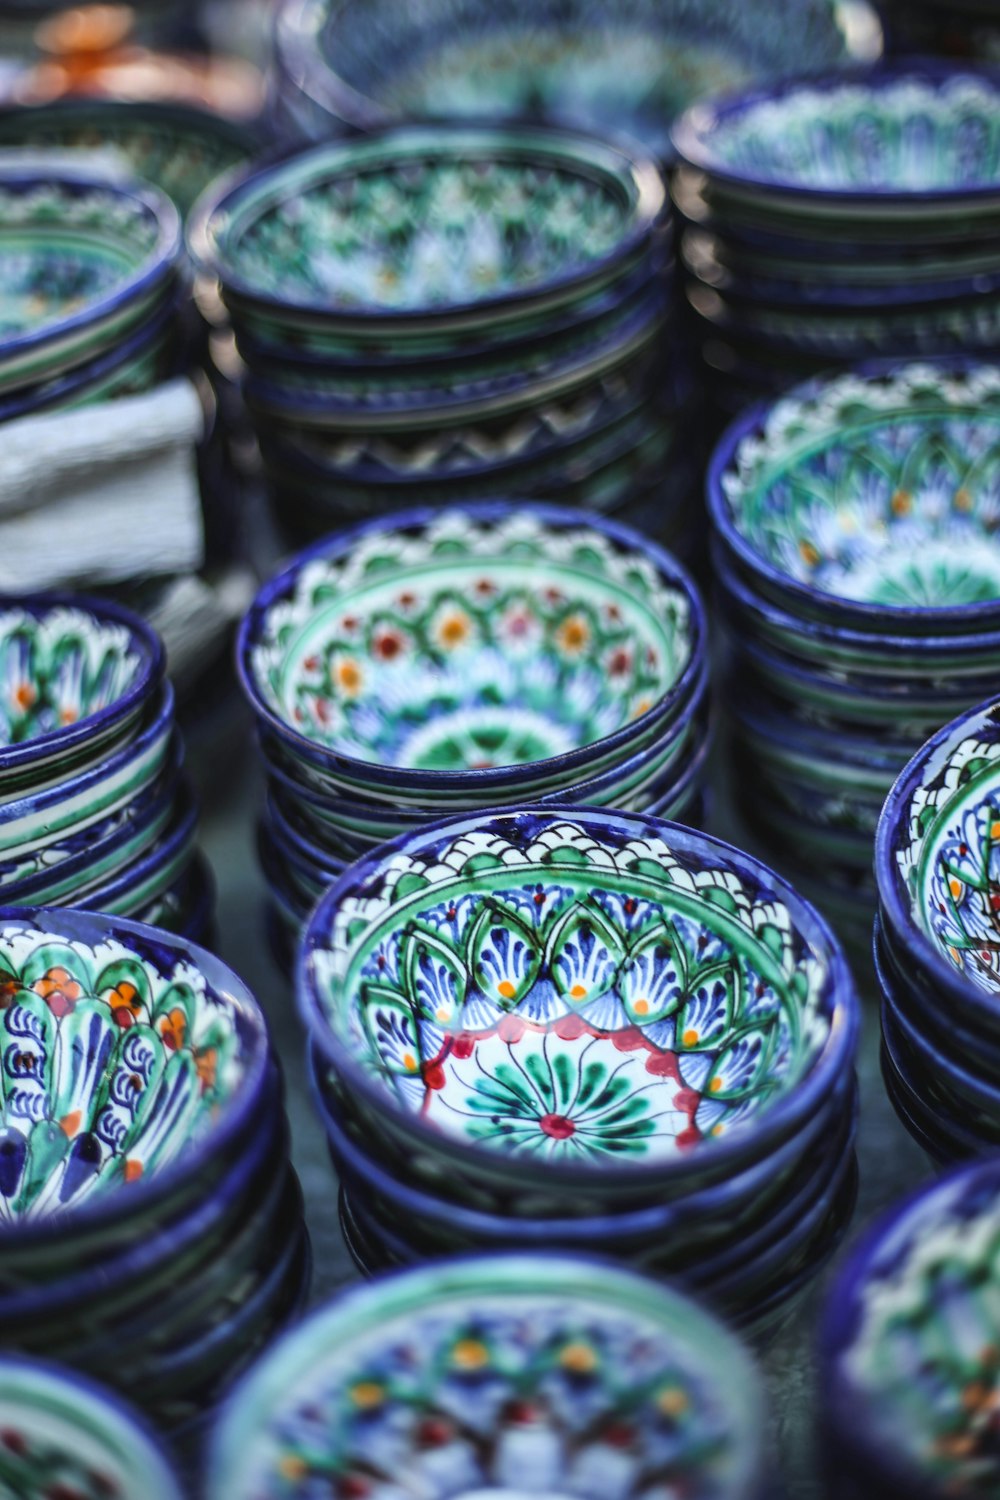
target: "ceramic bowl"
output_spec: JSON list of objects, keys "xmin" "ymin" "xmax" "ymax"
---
[
  {"xmin": 275, "ymin": 0, "xmax": 881, "ymax": 158},
  {"xmin": 78, "ymin": 774, "xmax": 201, "ymax": 923},
  {"xmin": 207, "ymin": 1252, "xmax": 768, "ymax": 1499},
  {"xmin": 0, "ymin": 595, "xmax": 164, "ymax": 792},
  {"xmin": 0, "ymin": 169, "xmax": 181, "ymax": 394},
  {"xmin": 0, "ymin": 1356, "xmax": 183, "ymax": 1500},
  {"xmin": 819, "ymin": 1156, "xmax": 1000, "ymax": 1499},
  {"xmin": 239, "ymin": 502, "xmax": 705, "ymax": 796},
  {"xmin": 299, "ymin": 805, "xmax": 859, "ymax": 1210}
]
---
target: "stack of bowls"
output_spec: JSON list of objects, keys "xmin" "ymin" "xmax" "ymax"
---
[
  {"xmin": 0, "ymin": 166, "xmax": 186, "ymax": 423},
  {"xmin": 207, "ymin": 1255, "xmax": 771, "ymax": 1499},
  {"xmin": 298, "ymin": 806, "xmax": 861, "ymax": 1341},
  {"xmin": 237, "ymin": 503, "xmax": 712, "ymax": 961},
  {"xmin": 708, "ymin": 357, "xmax": 1000, "ymax": 946},
  {"xmin": 0, "ymin": 594, "xmax": 212, "ymax": 939},
  {"xmin": 671, "ymin": 64, "xmax": 1000, "ymax": 429},
  {"xmin": 875, "ymin": 695, "xmax": 1000, "ymax": 1163},
  {"xmin": 818, "ymin": 1157, "xmax": 1000, "ymax": 1499},
  {"xmin": 274, "ymin": 0, "xmax": 881, "ymax": 159},
  {"xmin": 0, "ymin": 906, "xmax": 307, "ymax": 1437},
  {"xmin": 191, "ymin": 124, "xmax": 699, "ymax": 553}
]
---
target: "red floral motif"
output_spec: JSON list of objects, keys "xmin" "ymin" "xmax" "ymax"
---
[{"xmin": 32, "ymin": 967, "xmax": 82, "ymax": 1018}]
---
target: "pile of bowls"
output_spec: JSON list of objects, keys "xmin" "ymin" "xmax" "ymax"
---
[
  {"xmin": 875, "ymin": 694, "xmax": 1000, "ymax": 1163},
  {"xmin": 274, "ymin": 0, "xmax": 881, "ymax": 159},
  {"xmin": 0, "ymin": 1356, "xmax": 184, "ymax": 1500},
  {"xmin": 237, "ymin": 503, "xmax": 713, "ymax": 960},
  {"xmin": 298, "ymin": 805, "xmax": 861, "ymax": 1341},
  {"xmin": 0, "ymin": 594, "xmax": 212, "ymax": 939},
  {"xmin": 671, "ymin": 64, "xmax": 1000, "ymax": 428},
  {"xmin": 0, "ymin": 906, "xmax": 307, "ymax": 1436},
  {"xmin": 818, "ymin": 1156, "xmax": 1000, "ymax": 1499},
  {"xmin": 207, "ymin": 1254, "xmax": 771, "ymax": 1499},
  {"xmin": 708, "ymin": 357, "xmax": 1000, "ymax": 946},
  {"xmin": 191, "ymin": 123, "xmax": 700, "ymax": 553},
  {"xmin": 0, "ymin": 166, "xmax": 187, "ymax": 425}
]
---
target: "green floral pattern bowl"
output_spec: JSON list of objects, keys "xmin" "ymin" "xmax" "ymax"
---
[
  {"xmin": 299, "ymin": 806, "xmax": 858, "ymax": 1203},
  {"xmin": 207, "ymin": 1254, "xmax": 768, "ymax": 1499}
]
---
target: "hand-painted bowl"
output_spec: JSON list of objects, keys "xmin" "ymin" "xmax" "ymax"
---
[
  {"xmin": 0, "ymin": 595, "xmax": 164, "ymax": 791},
  {"xmin": 673, "ymin": 64, "xmax": 1000, "ymax": 216},
  {"xmin": 207, "ymin": 1252, "xmax": 768, "ymax": 1499},
  {"xmin": 299, "ymin": 805, "xmax": 859, "ymax": 1208},
  {"xmin": 238, "ymin": 502, "xmax": 705, "ymax": 796},
  {"xmin": 0, "ymin": 905, "xmax": 270, "ymax": 1249},
  {"xmin": 819, "ymin": 1157, "xmax": 1000, "ymax": 1499},
  {"xmin": 276, "ymin": 0, "xmax": 881, "ymax": 158},
  {"xmin": 77, "ymin": 775, "xmax": 200, "ymax": 923},
  {"xmin": 193, "ymin": 124, "xmax": 666, "ymax": 338},
  {"xmin": 0, "ymin": 1356, "xmax": 183, "ymax": 1500},
  {"xmin": 0, "ymin": 170, "xmax": 181, "ymax": 394},
  {"xmin": 708, "ymin": 359, "xmax": 1000, "ymax": 635}
]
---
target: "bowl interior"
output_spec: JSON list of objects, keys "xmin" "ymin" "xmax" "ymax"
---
[
  {"xmin": 209, "ymin": 1255, "xmax": 764, "ymax": 1498},
  {"xmin": 248, "ymin": 511, "xmax": 695, "ymax": 774},
  {"xmin": 0, "ymin": 915, "xmax": 257, "ymax": 1222},
  {"xmin": 304, "ymin": 811, "xmax": 842, "ymax": 1171},
  {"xmin": 0, "ymin": 604, "xmax": 148, "ymax": 749},
  {"xmin": 717, "ymin": 363, "xmax": 1000, "ymax": 611},
  {"xmin": 681, "ymin": 72, "xmax": 1000, "ymax": 194}
]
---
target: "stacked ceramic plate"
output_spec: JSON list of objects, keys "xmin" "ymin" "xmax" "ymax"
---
[
  {"xmin": 274, "ymin": 0, "xmax": 881, "ymax": 159},
  {"xmin": 298, "ymin": 806, "xmax": 861, "ymax": 1342},
  {"xmin": 0, "ymin": 907, "xmax": 306, "ymax": 1437},
  {"xmin": 0, "ymin": 166, "xmax": 186, "ymax": 424},
  {"xmin": 671, "ymin": 64, "xmax": 1000, "ymax": 429},
  {"xmin": 191, "ymin": 123, "xmax": 700, "ymax": 554},
  {"xmin": 875, "ymin": 695, "xmax": 1000, "ymax": 1164},
  {"xmin": 818, "ymin": 1157, "xmax": 1000, "ymax": 1499},
  {"xmin": 237, "ymin": 503, "xmax": 713, "ymax": 962},
  {"xmin": 708, "ymin": 358, "xmax": 1000, "ymax": 947},
  {"xmin": 207, "ymin": 1255, "xmax": 771, "ymax": 1499},
  {"xmin": 0, "ymin": 594, "xmax": 212, "ymax": 940}
]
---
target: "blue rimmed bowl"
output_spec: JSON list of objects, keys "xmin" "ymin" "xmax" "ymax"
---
[
  {"xmin": 299, "ymin": 804, "xmax": 860, "ymax": 1215},
  {"xmin": 207, "ymin": 1252, "xmax": 770, "ymax": 1499},
  {"xmin": 818, "ymin": 1156, "xmax": 1000, "ymax": 1499}
]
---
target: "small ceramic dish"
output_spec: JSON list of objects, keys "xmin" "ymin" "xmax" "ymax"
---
[
  {"xmin": 207, "ymin": 1251, "xmax": 768, "ymax": 1499},
  {"xmin": 0, "ymin": 905, "xmax": 270, "ymax": 1246},
  {"xmin": 0, "ymin": 1355, "xmax": 183, "ymax": 1500},
  {"xmin": 708, "ymin": 359, "xmax": 1000, "ymax": 635},
  {"xmin": 239, "ymin": 502, "xmax": 705, "ymax": 795},
  {"xmin": 879, "ymin": 998, "xmax": 998, "ymax": 1158},
  {"xmin": 300, "ymin": 805, "xmax": 859, "ymax": 1208},
  {"xmin": 0, "ymin": 170, "xmax": 181, "ymax": 394},
  {"xmin": 79, "ymin": 775, "xmax": 200, "ymax": 922},
  {"xmin": 0, "ymin": 595, "xmax": 164, "ymax": 791},
  {"xmin": 819, "ymin": 1156, "xmax": 1000, "ymax": 1499}
]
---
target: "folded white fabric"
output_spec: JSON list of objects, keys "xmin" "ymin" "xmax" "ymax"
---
[{"xmin": 0, "ymin": 378, "xmax": 206, "ymax": 591}]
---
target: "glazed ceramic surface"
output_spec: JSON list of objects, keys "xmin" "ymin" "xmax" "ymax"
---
[
  {"xmin": 277, "ymin": 0, "xmax": 881, "ymax": 156},
  {"xmin": 822, "ymin": 1157, "xmax": 1000, "ymax": 1498},
  {"xmin": 242, "ymin": 506, "xmax": 701, "ymax": 781},
  {"xmin": 198, "ymin": 125, "xmax": 664, "ymax": 319},
  {"xmin": 0, "ymin": 907, "xmax": 267, "ymax": 1225},
  {"xmin": 710, "ymin": 361, "xmax": 1000, "ymax": 623},
  {"xmin": 0, "ymin": 1357, "xmax": 183, "ymax": 1500},
  {"xmin": 301, "ymin": 808, "xmax": 856, "ymax": 1183},
  {"xmin": 208, "ymin": 1254, "xmax": 766, "ymax": 1499}
]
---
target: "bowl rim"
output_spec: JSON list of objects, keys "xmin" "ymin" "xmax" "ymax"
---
[
  {"xmin": 236, "ymin": 499, "xmax": 707, "ymax": 793},
  {"xmin": 0, "ymin": 590, "xmax": 166, "ymax": 779},
  {"xmin": 297, "ymin": 803, "xmax": 860, "ymax": 1192},
  {"xmin": 0, "ymin": 904, "xmax": 273, "ymax": 1246},
  {"xmin": 0, "ymin": 1352, "xmax": 185, "ymax": 1499},
  {"xmin": 817, "ymin": 1155, "xmax": 1000, "ymax": 1500},
  {"xmin": 874, "ymin": 692, "xmax": 1000, "ymax": 1025},
  {"xmin": 205, "ymin": 1247, "xmax": 767, "ymax": 1499},
  {"xmin": 0, "ymin": 167, "xmax": 181, "ymax": 364},
  {"xmin": 672, "ymin": 58, "xmax": 1000, "ymax": 209},
  {"xmin": 189, "ymin": 121, "xmax": 666, "ymax": 327},
  {"xmin": 74, "ymin": 767, "xmax": 198, "ymax": 911},
  {"xmin": 706, "ymin": 355, "xmax": 1000, "ymax": 633}
]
